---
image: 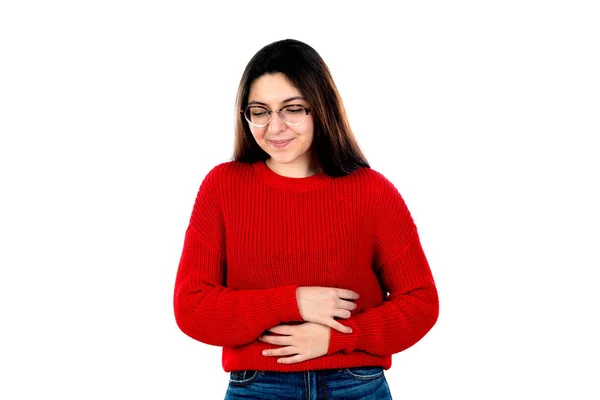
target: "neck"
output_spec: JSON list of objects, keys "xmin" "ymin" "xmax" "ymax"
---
[{"xmin": 266, "ymin": 157, "xmax": 321, "ymax": 178}]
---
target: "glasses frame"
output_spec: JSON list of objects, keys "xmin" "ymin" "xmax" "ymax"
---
[{"xmin": 241, "ymin": 104, "xmax": 312, "ymax": 128}]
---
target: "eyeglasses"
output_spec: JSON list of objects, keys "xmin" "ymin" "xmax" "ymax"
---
[{"xmin": 241, "ymin": 104, "xmax": 311, "ymax": 128}]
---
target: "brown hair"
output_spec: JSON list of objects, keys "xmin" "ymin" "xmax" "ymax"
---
[{"xmin": 232, "ymin": 39, "xmax": 370, "ymax": 177}]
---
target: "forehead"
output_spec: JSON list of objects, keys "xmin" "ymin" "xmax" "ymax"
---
[{"xmin": 248, "ymin": 73, "xmax": 303, "ymax": 103}]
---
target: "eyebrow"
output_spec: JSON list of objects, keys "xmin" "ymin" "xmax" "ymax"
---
[{"xmin": 247, "ymin": 96, "xmax": 306, "ymax": 106}]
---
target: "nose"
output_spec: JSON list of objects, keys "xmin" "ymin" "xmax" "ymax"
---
[{"xmin": 268, "ymin": 111, "xmax": 287, "ymax": 134}]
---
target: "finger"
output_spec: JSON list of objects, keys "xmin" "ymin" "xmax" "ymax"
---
[
  {"xmin": 268, "ymin": 325, "xmax": 294, "ymax": 335},
  {"xmin": 333, "ymin": 309, "xmax": 352, "ymax": 319},
  {"xmin": 330, "ymin": 320, "xmax": 353, "ymax": 334},
  {"xmin": 335, "ymin": 289, "xmax": 360, "ymax": 300},
  {"xmin": 262, "ymin": 346, "xmax": 297, "ymax": 357},
  {"xmin": 337, "ymin": 299, "xmax": 358, "ymax": 310},
  {"xmin": 277, "ymin": 354, "xmax": 306, "ymax": 364},
  {"xmin": 259, "ymin": 334, "xmax": 292, "ymax": 346}
]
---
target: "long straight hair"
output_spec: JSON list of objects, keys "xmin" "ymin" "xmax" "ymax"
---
[{"xmin": 232, "ymin": 39, "xmax": 370, "ymax": 177}]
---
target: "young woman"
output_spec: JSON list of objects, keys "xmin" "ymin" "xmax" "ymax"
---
[{"xmin": 173, "ymin": 38, "xmax": 439, "ymax": 400}]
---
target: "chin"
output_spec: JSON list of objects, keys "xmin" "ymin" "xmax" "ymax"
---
[{"xmin": 270, "ymin": 155, "xmax": 297, "ymax": 164}]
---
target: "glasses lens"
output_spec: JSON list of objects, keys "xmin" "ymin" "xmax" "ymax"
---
[
  {"xmin": 280, "ymin": 105, "xmax": 307, "ymax": 125},
  {"xmin": 244, "ymin": 106, "xmax": 269, "ymax": 126}
]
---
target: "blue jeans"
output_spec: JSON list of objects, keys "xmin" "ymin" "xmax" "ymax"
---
[{"xmin": 224, "ymin": 366, "xmax": 393, "ymax": 400}]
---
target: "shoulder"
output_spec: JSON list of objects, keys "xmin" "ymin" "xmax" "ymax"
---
[
  {"xmin": 194, "ymin": 161, "xmax": 252, "ymax": 209},
  {"xmin": 206, "ymin": 160, "xmax": 249, "ymax": 176},
  {"xmin": 352, "ymin": 166, "xmax": 412, "ymax": 223},
  {"xmin": 349, "ymin": 165, "xmax": 402, "ymax": 195},
  {"xmin": 202, "ymin": 160, "xmax": 253, "ymax": 184}
]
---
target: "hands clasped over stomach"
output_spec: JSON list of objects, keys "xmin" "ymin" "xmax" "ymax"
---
[
  {"xmin": 295, "ymin": 286, "xmax": 359, "ymax": 334},
  {"xmin": 257, "ymin": 286, "xmax": 359, "ymax": 364}
]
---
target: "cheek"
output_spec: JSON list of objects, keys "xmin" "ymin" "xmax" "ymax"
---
[
  {"xmin": 301, "ymin": 120, "xmax": 315, "ymax": 141},
  {"xmin": 304, "ymin": 117, "xmax": 315, "ymax": 135},
  {"xmin": 250, "ymin": 127, "xmax": 266, "ymax": 141}
]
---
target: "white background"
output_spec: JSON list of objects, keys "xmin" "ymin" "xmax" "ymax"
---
[{"xmin": 1, "ymin": 1, "xmax": 598, "ymax": 399}]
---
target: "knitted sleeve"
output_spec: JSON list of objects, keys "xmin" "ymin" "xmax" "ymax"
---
[
  {"xmin": 173, "ymin": 165, "xmax": 302, "ymax": 347},
  {"xmin": 327, "ymin": 173, "xmax": 439, "ymax": 356}
]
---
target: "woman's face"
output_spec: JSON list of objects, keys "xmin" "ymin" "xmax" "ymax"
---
[{"xmin": 247, "ymin": 72, "xmax": 315, "ymax": 170}]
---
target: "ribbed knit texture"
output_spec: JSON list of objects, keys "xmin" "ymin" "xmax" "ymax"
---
[{"xmin": 173, "ymin": 160, "xmax": 439, "ymax": 372}]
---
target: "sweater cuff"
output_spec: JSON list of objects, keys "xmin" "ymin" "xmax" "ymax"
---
[
  {"xmin": 267, "ymin": 285, "xmax": 302, "ymax": 323},
  {"xmin": 327, "ymin": 320, "xmax": 358, "ymax": 355}
]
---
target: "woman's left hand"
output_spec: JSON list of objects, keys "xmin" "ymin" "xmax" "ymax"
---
[{"xmin": 258, "ymin": 322, "xmax": 330, "ymax": 364}]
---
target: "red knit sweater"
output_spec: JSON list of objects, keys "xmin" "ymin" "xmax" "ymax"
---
[{"xmin": 173, "ymin": 160, "xmax": 438, "ymax": 372}]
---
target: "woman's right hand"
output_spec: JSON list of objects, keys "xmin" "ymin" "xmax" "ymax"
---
[{"xmin": 295, "ymin": 287, "xmax": 360, "ymax": 334}]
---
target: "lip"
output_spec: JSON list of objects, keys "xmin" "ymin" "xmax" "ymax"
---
[
  {"xmin": 269, "ymin": 139, "xmax": 294, "ymax": 148},
  {"xmin": 269, "ymin": 139, "xmax": 294, "ymax": 144}
]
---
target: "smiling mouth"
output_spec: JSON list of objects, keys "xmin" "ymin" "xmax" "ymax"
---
[{"xmin": 269, "ymin": 139, "xmax": 293, "ymax": 148}]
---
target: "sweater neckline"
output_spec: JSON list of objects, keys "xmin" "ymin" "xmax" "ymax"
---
[{"xmin": 252, "ymin": 160, "xmax": 331, "ymax": 191}]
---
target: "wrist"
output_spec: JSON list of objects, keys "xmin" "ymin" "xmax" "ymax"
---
[{"xmin": 327, "ymin": 322, "xmax": 357, "ymax": 355}]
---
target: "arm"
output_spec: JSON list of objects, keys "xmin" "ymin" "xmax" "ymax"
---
[
  {"xmin": 327, "ymin": 229, "xmax": 438, "ymax": 356},
  {"xmin": 173, "ymin": 166, "xmax": 302, "ymax": 347},
  {"xmin": 327, "ymin": 174, "xmax": 439, "ymax": 356}
]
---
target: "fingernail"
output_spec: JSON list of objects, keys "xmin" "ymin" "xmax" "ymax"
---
[{"xmin": 262, "ymin": 350, "xmax": 267, "ymax": 356}]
